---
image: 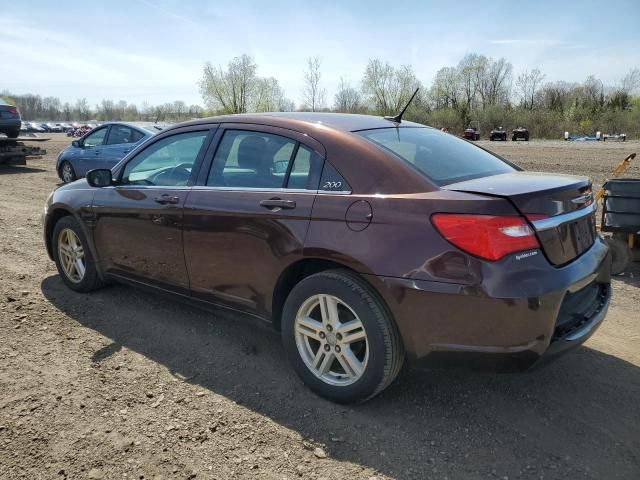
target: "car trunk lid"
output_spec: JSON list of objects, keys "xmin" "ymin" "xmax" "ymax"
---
[{"xmin": 443, "ymin": 172, "xmax": 596, "ymax": 265}]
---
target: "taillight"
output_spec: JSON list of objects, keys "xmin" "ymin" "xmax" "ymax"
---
[
  {"xmin": 7, "ymin": 107, "xmax": 18, "ymax": 114},
  {"xmin": 432, "ymin": 214, "xmax": 540, "ymax": 261}
]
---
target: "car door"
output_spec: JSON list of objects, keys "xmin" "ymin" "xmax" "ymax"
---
[
  {"xmin": 102, "ymin": 125, "xmax": 146, "ymax": 169},
  {"xmin": 77, "ymin": 126, "xmax": 109, "ymax": 175},
  {"xmin": 92, "ymin": 127, "xmax": 213, "ymax": 293},
  {"xmin": 183, "ymin": 124, "xmax": 324, "ymax": 318}
]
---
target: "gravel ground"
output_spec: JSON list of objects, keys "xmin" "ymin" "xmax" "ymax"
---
[{"xmin": 1, "ymin": 134, "xmax": 639, "ymax": 480}]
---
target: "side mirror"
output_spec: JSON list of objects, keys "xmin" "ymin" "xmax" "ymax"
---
[
  {"xmin": 71, "ymin": 140, "xmax": 80, "ymax": 148},
  {"xmin": 86, "ymin": 169, "xmax": 113, "ymax": 188}
]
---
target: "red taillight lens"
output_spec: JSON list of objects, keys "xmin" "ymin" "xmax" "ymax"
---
[
  {"xmin": 7, "ymin": 107, "xmax": 17, "ymax": 114},
  {"xmin": 432, "ymin": 214, "xmax": 540, "ymax": 261}
]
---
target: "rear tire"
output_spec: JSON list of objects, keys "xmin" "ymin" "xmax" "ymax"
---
[
  {"xmin": 8, "ymin": 130, "xmax": 20, "ymax": 139},
  {"xmin": 52, "ymin": 216, "xmax": 103, "ymax": 292},
  {"xmin": 282, "ymin": 270, "xmax": 404, "ymax": 403},
  {"xmin": 605, "ymin": 235, "xmax": 632, "ymax": 275}
]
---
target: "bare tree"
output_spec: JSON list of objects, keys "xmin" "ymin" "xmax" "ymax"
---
[
  {"xmin": 516, "ymin": 68, "xmax": 546, "ymax": 110},
  {"xmin": 362, "ymin": 59, "xmax": 421, "ymax": 115},
  {"xmin": 334, "ymin": 78, "xmax": 362, "ymax": 113},
  {"xmin": 253, "ymin": 77, "xmax": 290, "ymax": 112},
  {"xmin": 200, "ymin": 54, "xmax": 257, "ymax": 113},
  {"xmin": 621, "ymin": 68, "xmax": 640, "ymax": 94},
  {"xmin": 302, "ymin": 56, "xmax": 326, "ymax": 111},
  {"xmin": 429, "ymin": 66, "xmax": 460, "ymax": 109},
  {"xmin": 483, "ymin": 57, "xmax": 513, "ymax": 107},
  {"xmin": 540, "ymin": 81, "xmax": 575, "ymax": 113}
]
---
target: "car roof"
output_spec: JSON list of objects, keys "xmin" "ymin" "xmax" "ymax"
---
[
  {"xmin": 180, "ymin": 112, "xmax": 425, "ymax": 133},
  {"xmin": 98, "ymin": 121, "xmax": 162, "ymax": 135}
]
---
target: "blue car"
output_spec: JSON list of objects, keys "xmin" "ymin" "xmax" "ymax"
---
[{"xmin": 56, "ymin": 122, "xmax": 160, "ymax": 183}]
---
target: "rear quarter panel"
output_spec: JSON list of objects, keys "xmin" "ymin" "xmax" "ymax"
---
[{"xmin": 305, "ymin": 190, "xmax": 518, "ymax": 284}]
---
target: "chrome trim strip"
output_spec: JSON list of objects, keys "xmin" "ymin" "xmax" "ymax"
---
[
  {"xmin": 105, "ymin": 185, "xmax": 352, "ymax": 195},
  {"xmin": 532, "ymin": 202, "xmax": 596, "ymax": 231},
  {"xmin": 189, "ymin": 186, "xmax": 352, "ymax": 195}
]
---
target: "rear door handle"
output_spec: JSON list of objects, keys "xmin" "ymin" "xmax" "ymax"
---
[
  {"xmin": 154, "ymin": 194, "xmax": 180, "ymax": 205},
  {"xmin": 259, "ymin": 198, "xmax": 296, "ymax": 210}
]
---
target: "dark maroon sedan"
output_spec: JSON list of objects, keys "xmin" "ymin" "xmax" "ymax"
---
[{"xmin": 43, "ymin": 113, "xmax": 611, "ymax": 403}]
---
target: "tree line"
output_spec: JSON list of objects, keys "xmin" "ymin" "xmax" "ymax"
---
[
  {"xmin": 3, "ymin": 53, "xmax": 639, "ymax": 137},
  {"xmin": 0, "ymin": 92, "xmax": 205, "ymax": 123},
  {"xmin": 201, "ymin": 53, "xmax": 640, "ymax": 138}
]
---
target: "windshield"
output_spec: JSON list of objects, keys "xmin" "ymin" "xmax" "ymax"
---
[{"xmin": 357, "ymin": 127, "xmax": 516, "ymax": 186}]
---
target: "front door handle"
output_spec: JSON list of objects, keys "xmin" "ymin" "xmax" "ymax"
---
[
  {"xmin": 154, "ymin": 194, "xmax": 180, "ymax": 205},
  {"xmin": 260, "ymin": 198, "xmax": 296, "ymax": 210}
]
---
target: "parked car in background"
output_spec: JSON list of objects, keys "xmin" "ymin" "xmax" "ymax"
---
[
  {"xmin": 512, "ymin": 126, "xmax": 530, "ymax": 141},
  {"xmin": 45, "ymin": 123, "xmax": 64, "ymax": 133},
  {"xmin": 56, "ymin": 122, "xmax": 157, "ymax": 183},
  {"xmin": 0, "ymin": 102, "xmax": 22, "ymax": 138},
  {"xmin": 43, "ymin": 112, "xmax": 611, "ymax": 403},
  {"xmin": 463, "ymin": 122, "xmax": 480, "ymax": 140},
  {"xmin": 25, "ymin": 122, "xmax": 46, "ymax": 133},
  {"xmin": 489, "ymin": 126, "xmax": 507, "ymax": 141}
]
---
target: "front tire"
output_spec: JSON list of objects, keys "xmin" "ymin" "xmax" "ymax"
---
[
  {"xmin": 282, "ymin": 270, "xmax": 404, "ymax": 403},
  {"xmin": 52, "ymin": 216, "xmax": 103, "ymax": 292},
  {"xmin": 60, "ymin": 161, "xmax": 76, "ymax": 183},
  {"xmin": 605, "ymin": 235, "xmax": 632, "ymax": 275}
]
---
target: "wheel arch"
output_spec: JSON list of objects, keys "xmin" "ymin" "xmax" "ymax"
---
[
  {"xmin": 45, "ymin": 207, "xmax": 104, "ymax": 280},
  {"xmin": 45, "ymin": 207, "xmax": 74, "ymax": 260},
  {"xmin": 271, "ymin": 258, "xmax": 360, "ymax": 331}
]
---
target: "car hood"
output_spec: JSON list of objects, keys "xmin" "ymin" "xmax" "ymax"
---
[{"xmin": 56, "ymin": 178, "xmax": 91, "ymax": 192}]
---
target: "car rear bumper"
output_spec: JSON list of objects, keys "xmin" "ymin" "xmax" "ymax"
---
[
  {"xmin": 367, "ymin": 237, "xmax": 611, "ymax": 372},
  {"xmin": 0, "ymin": 119, "xmax": 21, "ymax": 130}
]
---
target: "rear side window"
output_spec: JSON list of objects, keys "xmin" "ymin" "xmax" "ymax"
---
[
  {"xmin": 106, "ymin": 126, "xmax": 138, "ymax": 145},
  {"xmin": 357, "ymin": 127, "xmax": 515, "ymax": 186},
  {"xmin": 207, "ymin": 130, "xmax": 322, "ymax": 190}
]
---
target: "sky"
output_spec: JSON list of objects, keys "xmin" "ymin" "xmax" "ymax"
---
[{"xmin": 1, "ymin": 0, "xmax": 639, "ymax": 108}]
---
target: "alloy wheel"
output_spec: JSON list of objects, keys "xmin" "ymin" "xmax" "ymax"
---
[
  {"xmin": 62, "ymin": 163, "xmax": 74, "ymax": 183},
  {"xmin": 57, "ymin": 228, "xmax": 86, "ymax": 283},
  {"xmin": 294, "ymin": 294, "xmax": 369, "ymax": 386}
]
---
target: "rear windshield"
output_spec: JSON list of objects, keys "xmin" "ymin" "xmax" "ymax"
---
[{"xmin": 357, "ymin": 127, "xmax": 516, "ymax": 186}]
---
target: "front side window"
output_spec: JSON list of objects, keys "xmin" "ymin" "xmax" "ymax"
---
[
  {"xmin": 122, "ymin": 131, "xmax": 207, "ymax": 186},
  {"xmin": 83, "ymin": 127, "xmax": 108, "ymax": 147},
  {"xmin": 106, "ymin": 126, "xmax": 139, "ymax": 145},
  {"xmin": 208, "ymin": 130, "xmax": 307, "ymax": 189},
  {"xmin": 358, "ymin": 127, "xmax": 515, "ymax": 186}
]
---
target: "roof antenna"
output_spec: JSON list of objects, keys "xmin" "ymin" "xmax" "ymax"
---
[{"xmin": 384, "ymin": 88, "xmax": 420, "ymax": 124}]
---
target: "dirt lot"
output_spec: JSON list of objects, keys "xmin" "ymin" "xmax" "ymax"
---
[{"xmin": 1, "ymin": 134, "xmax": 639, "ymax": 480}]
